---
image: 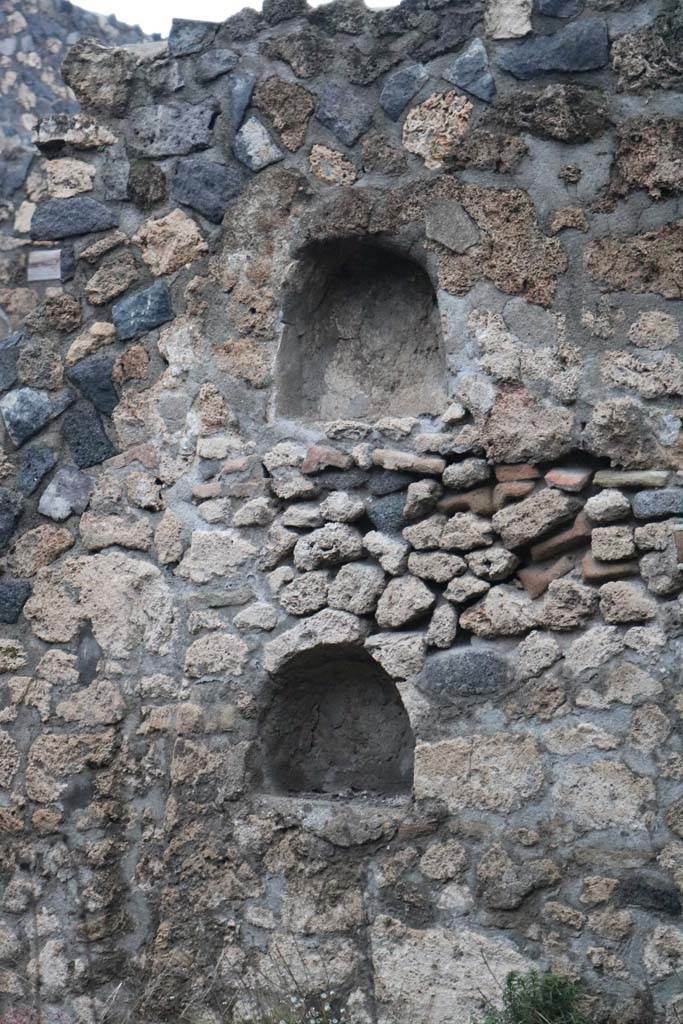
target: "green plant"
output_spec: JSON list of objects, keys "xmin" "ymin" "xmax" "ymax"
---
[{"xmin": 478, "ymin": 970, "xmax": 587, "ymax": 1024}]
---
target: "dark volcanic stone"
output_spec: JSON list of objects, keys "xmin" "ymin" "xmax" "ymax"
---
[
  {"xmin": 67, "ymin": 355, "xmax": 118, "ymax": 415},
  {"xmin": 18, "ymin": 445, "xmax": 58, "ymax": 496},
  {"xmin": 443, "ymin": 38, "xmax": 496, "ymax": 103},
  {"xmin": 61, "ymin": 245, "xmax": 77, "ymax": 282},
  {"xmin": 316, "ymin": 81, "xmax": 374, "ymax": 145},
  {"xmin": 262, "ymin": 0, "xmax": 308, "ymax": 25},
  {"xmin": 0, "ymin": 488, "xmax": 22, "ymax": 550},
  {"xmin": 226, "ymin": 72, "xmax": 257, "ymax": 129},
  {"xmin": 261, "ymin": 28, "xmax": 334, "ymax": 79},
  {"xmin": 0, "ymin": 579, "xmax": 31, "ymax": 623},
  {"xmin": 30, "ymin": 197, "xmax": 118, "ymax": 240},
  {"xmin": 38, "ymin": 466, "xmax": 94, "ymax": 521},
  {"xmin": 416, "ymin": 649, "xmax": 510, "ymax": 705},
  {"xmin": 196, "ymin": 48, "xmax": 239, "ymax": 82},
  {"xmin": 497, "ymin": 18, "xmax": 610, "ymax": 79},
  {"xmin": 129, "ymin": 100, "xmax": 217, "ymax": 158},
  {"xmin": 380, "ymin": 64, "xmax": 428, "ymax": 121},
  {"xmin": 482, "ymin": 83, "xmax": 611, "ymax": 143},
  {"xmin": 168, "ymin": 18, "xmax": 218, "ymax": 55},
  {"xmin": 0, "ymin": 387, "xmax": 74, "ymax": 446},
  {"xmin": 0, "ymin": 331, "xmax": 21, "ymax": 393},
  {"xmin": 0, "ymin": 145, "xmax": 32, "ymax": 195},
  {"xmin": 112, "ymin": 282, "xmax": 174, "ymax": 341},
  {"xmin": 617, "ymin": 873, "xmax": 682, "ymax": 915},
  {"xmin": 128, "ymin": 160, "xmax": 167, "ymax": 209},
  {"xmin": 315, "ymin": 468, "xmax": 369, "ymax": 491},
  {"xmin": 343, "ymin": 44, "xmax": 400, "ymax": 86},
  {"xmin": 410, "ymin": 10, "xmax": 483, "ymax": 62},
  {"xmin": 368, "ymin": 470, "xmax": 417, "ymax": 496},
  {"xmin": 633, "ymin": 489, "xmax": 683, "ymax": 519},
  {"xmin": 62, "ymin": 403, "xmax": 116, "ymax": 468},
  {"xmin": 367, "ymin": 493, "xmax": 406, "ymax": 533},
  {"xmin": 174, "ymin": 156, "xmax": 245, "ymax": 223},
  {"xmin": 535, "ymin": 0, "xmax": 584, "ymax": 15},
  {"xmin": 219, "ymin": 7, "xmax": 262, "ymax": 41}
]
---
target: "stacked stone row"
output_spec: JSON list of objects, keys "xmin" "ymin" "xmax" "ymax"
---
[{"xmin": 234, "ymin": 434, "xmax": 683, "ymax": 673}]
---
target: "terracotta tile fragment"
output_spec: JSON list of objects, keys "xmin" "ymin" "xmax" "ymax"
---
[
  {"xmin": 518, "ymin": 555, "xmax": 576, "ymax": 599},
  {"xmin": 581, "ymin": 554, "xmax": 639, "ymax": 583},
  {"xmin": 545, "ymin": 467, "xmax": 593, "ymax": 492},
  {"xmin": 495, "ymin": 464, "xmax": 542, "ymax": 482},
  {"xmin": 531, "ymin": 511, "xmax": 592, "ymax": 563},
  {"xmin": 438, "ymin": 486, "xmax": 494, "ymax": 515},
  {"xmin": 493, "ymin": 480, "xmax": 536, "ymax": 510}
]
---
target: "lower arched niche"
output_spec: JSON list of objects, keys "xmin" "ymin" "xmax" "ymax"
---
[{"xmin": 260, "ymin": 643, "xmax": 415, "ymax": 798}]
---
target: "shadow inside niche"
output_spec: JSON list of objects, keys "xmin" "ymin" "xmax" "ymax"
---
[
  {"xmin": 275, "ymin": 239, "xmax": 446, "ymax": 422},
  {"xmin": 260, "ymin": 643, "xmax": 415, "ymax": 798}
]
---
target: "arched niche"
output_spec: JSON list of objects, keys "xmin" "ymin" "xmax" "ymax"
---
[
  {"xmin": 275, "ymin": 239, "xmax": 446, "ymax": 421},
  {"xmin": 260, "ymin": 643, "xmax": 415, "ymax": 798}
]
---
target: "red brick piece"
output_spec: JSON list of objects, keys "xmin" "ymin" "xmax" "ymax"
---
[
  {"xmin": 581, "ymin": 553, "xmax": 639, "ymax": 583},
  {"xmin": 301, "ymin": 445, "xmax": 353, "ymax": 474},
  {"xmin": 545, "ymin": 467, "xmax": 593, "ymax": 493},
  {"xmin": 530, "ymin": 511, "xmax": 592, "ymax": 563},
  {"xmin": 493, "ymin": 480, "xmax": 536, "ymax": 510},
  {"xmin": 438, "ymin": 486, "xmax": 494, "ymax": 516},
  {"xmin": 495, "ymin": 464, "xmax": 542, "ymax": 482},
  {"xmin": 518, "ymin": 555, "xmax": 576, "ymax": 598},
  {"xmin": 192, "ymin": 481, "xmax": 221, "ymax": 501}
]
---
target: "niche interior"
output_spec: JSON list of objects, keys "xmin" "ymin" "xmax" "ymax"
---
[
  {"xmin": 275, "ymin": 239, "xmax": 446, "ymax": 421},
  {"xmin": 261, "ymin": 644, "xmax": 415, "ymax": 798}
]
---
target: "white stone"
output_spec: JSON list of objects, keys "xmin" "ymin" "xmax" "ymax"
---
[{"xmin": 485, "ymin": 0, "xmax": 532, "ymax": 39}]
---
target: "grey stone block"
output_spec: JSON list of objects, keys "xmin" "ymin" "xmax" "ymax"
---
[
  {"xmin": 497, "ymin": 18, "xmax": 609, "ymax": 79},
  {"xmin": 30, "ymin": 197, "xmax": 117, "ymax": 240}
]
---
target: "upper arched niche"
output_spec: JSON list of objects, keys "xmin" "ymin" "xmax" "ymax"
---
[{"xmin": 274, "ymin": 239, "xmax": 446, "ymax": 421}]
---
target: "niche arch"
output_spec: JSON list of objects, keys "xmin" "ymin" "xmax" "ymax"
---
[
  {"xmin": 260, "ymin": 643, "xmax": 415, "ymax": 798},
  {"xmin": 275, "ymin": 238, "xmax": 446, "ymax": 421}
]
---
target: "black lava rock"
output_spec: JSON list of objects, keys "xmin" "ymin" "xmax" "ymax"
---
[
  {"xmin": 30, "ymin": 197, "xmax": 118, "ymax": 240},
  {"xmin": 316, "ymin": 80, "xmax": 374, "ymax": 146},
  {"xmin": 0, "ymin": 330, "xmax": 21, "ymax": 393},
  {"xmin": 0, "ymin": 579, "xmax": 32, "ymax": 623},
  {"xmin": 129, "ymin": 101, "xmax": 217, "ymax": 158},
  {"xmin": 0, "ymin": 146, "xmax": 33, "ymax": 194},
  {"xmin": 633, "ymin": 489, "xmax": 683, "ymax": 519},
  {"xmin": 416, "ymin": 649, "xmax": 511, "ymax": 705},
  {"xmin": 262, "ymin": 0, "xmax": 307, "ymax": 25},
  {"xmin": 367, "ymin": 493, "xmax": 406, "ymax": 533},
  {"xmin": 0, "ymin": 487, "xmax": 22, "ymax": 550},
  {"xmin": 497, "ymin": 18, "xmax": 609, "ymax": 79},
  {"xmin": 617, "ymin": 873, "xmax": 682, "ymax": 916},
  {"xmin": 196, "ymin": 48, "xmax": 239, "ymax": 82},
  {"xmin": 67, "ymin": 355, "xmax": 118, "ymax": 415},
  {"xmin": 112, "ymin": 281, "xmax": 174, "ymax": 341},
  {"xmin": 168, "ymin": 18, "xmax": 218, "ymax": 56},
  {"xmin": 0, "ymin": 386, "xmax": 74, "ymax": 446},
  {"xmin": 173, "ymin": 156, "xmax": 244, "ymax": 223},
  {"xmin": 410, "ymin": 10, "xmax": 482, "ymax": 62},
  {"xmin": 379, "ymin": 64, "xmax": 428, "ymax": 121},
  {"xmin": 315, "ymin": 469, "xmax": 369, "ymax": 491},
  {"xmin": 128, "ymin": 160, "xmax": 167, "ymax": 209},
  {"xmin": 18, "ymin": 445, "xmax": 58, "ymax": 495},
  {"xmin": 62, "ymin": 402, "xmax": 116, "ymax": 468},
  {"xmin": 443, "ymin": 38, "xmax": 497, "ymax": 103},
  {"xmin": 368, "ymin": 470, "xmax": 417, "ymax": 496},
  {"xmin": 226, "ymin": 72, "xmax": 257, "ymax": 129},
  {"xmin": 536, "ymin": 0, "xmax": 584, "ymax": 16}
]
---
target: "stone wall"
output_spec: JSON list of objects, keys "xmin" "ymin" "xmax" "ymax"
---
[
  {"xmin": 0, "ymin": 0, "xmax": 682, "ymax": 1021},
  {"xmin": 0, "ymin": 0, "xmax": 152, "ymax": 339}
]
